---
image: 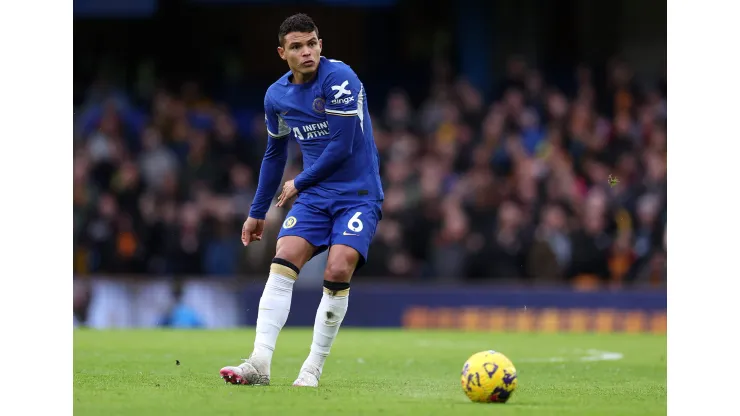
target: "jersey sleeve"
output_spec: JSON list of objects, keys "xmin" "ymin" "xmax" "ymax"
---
[
  {"xmin": 248, "ymin": 94, "xmax": 290, "ymax": 219},
  {"xmin": 323, "ymin": 67, "xmax": 363, "ymax": 117},
  {"xmin": 264, "ymin": 93, "xmax": 291, "ymax": 139}
]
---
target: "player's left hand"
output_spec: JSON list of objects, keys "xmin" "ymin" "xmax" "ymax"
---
[{"xmin": 276, "ymin": 179, "xmax": 298, "ymax": 207}]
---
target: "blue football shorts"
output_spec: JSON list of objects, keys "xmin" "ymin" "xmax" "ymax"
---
[{"xmin": 277, "ymin": 197, "xmax": 383, "ymax": 268}]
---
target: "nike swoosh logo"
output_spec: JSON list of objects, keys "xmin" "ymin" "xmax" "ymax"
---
[{"xmin": 343, "ymin": 231, "xmax": 358, "ymax": 236}]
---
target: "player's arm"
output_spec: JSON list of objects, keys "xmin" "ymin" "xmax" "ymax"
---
[
  {"xmin": 293, "ymin": 70, "xmax": 360, "ymax": 191},
  {"xmin": 248, "ymin": 96, "xmax": 291, "ymax": 220}
]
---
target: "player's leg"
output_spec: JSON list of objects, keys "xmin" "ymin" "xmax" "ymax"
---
[
  {"xmin": 220, "ymin": 236, "xmax": 315, "ymax": 385},
  {"xmin": 292, "ymin": 244, "xmax": 358, "ymax": 387},
  {"xmin": 293, "ymin": 201, "xmax": 382, "ymax": 387},
  {"xmin": 254, "ymin": 237, "xmax": 315, "ymax": 362},
  {"xmin": 221, "ymin": 202, "xmax": 330, "ymax": 385}
]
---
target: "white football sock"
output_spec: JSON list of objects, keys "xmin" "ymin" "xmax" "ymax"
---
[
  {"xmin": 252, "ymin": 267, "xmax": 296, "ymax": 365},
  {"xmin": 301, "ymin": 289, "xmax": 349, "ymax": 375}
]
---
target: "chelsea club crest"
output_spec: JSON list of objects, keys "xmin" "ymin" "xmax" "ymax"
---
[{"xmin": 312, "ymin": 97, "xmax": 326, "ymax": 113}]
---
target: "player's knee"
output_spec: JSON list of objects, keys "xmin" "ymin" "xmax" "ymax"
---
[
  {"xmin": 324, "ymin": 245, "xmax": 360, "ymax": 283},
  {"xmin": 324, "ymin": 260, "xmax": 353, "ymax": 284},
  {"xmin": 275, "ymin": 236, "xmax": 314, "ymax": 271}
]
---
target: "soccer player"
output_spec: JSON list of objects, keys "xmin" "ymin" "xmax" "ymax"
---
[{"xmin": 219, "ymin": 13, "xmax": 384, "ymax": 388}]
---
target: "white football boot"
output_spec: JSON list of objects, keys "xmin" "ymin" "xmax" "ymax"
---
[
  {"xmin": 219, "ymin": 356, "xmax": 270, "ymax": 386},
  {"xmin": 292, "ymin": 366, "xmax": 321, "ymax": 387}
]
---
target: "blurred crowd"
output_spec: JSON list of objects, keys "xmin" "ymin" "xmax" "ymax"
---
[{"xmin": 73, "ymin": 56, "xmax": 667, "ymax": 287}]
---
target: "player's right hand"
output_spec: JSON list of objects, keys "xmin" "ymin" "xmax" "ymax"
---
[{"xmin": 241, "ymin": 217, "xmax": 265, "ymax": 246}]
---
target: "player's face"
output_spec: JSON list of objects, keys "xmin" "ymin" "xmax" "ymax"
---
[{"xmin": 278, "ymin": 31, "xmax": 322, "ymax": 78}]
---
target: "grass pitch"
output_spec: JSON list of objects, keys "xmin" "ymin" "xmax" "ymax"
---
[{"xmin": 74, "ymin": 329, "xmax": 666, "ymax": 415}]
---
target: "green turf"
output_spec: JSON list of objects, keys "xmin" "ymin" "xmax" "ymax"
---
[{"xmin": 74, "ymin": 329, "xmax": 666, "ymax": 415}]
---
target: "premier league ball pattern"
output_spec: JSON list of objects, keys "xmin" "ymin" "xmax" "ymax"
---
[{"xmin": 460, "ymin": 350, "xmax": 518, "ymax": 403}]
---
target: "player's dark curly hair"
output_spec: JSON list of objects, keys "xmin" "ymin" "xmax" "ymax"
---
[{"xmin": 278, "ymin": 13, "xmax": 319, "ymax": 46}]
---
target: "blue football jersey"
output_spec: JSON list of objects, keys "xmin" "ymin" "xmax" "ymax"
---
[{"xmin": 263, "ymin": 56, "xmax": 384, "ymax": 202}]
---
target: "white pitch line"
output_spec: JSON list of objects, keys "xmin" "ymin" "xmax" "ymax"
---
[
  {"xmin": 579, "ymin": 349, "xmax": 624, "ymax": 361},
  {"xmin": 413, "ymin": 340, "xmax": 625, "ymax": 363},
  {"xmin": 517, "ymin": 357, "xmax": 567, "ymax": 363},
  {"xmin": 518, "ymin": 349, "xmax": 623, "ymax": 363}
]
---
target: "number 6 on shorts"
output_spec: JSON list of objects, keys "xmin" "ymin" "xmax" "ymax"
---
[
  {"xmin": 330, "ymin": 201, "xmax": 382, "ymax": 267},
  {"xmin": 348, "ymin": 211, "xmax": 363, "ymax": 232}
]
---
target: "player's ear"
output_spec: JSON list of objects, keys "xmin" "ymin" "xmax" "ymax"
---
[
  {"xmin": 318, "ymin": 38, "xmax": 323, "ymax": 53},
  {"xmin": 277, "ymin": 46, "xmax": 286, "ymax": 61}
]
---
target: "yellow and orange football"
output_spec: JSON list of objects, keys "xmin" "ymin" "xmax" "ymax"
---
[{"xmin": 460, "ymin": 350, "xmax": 518, "ymax": 403}]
